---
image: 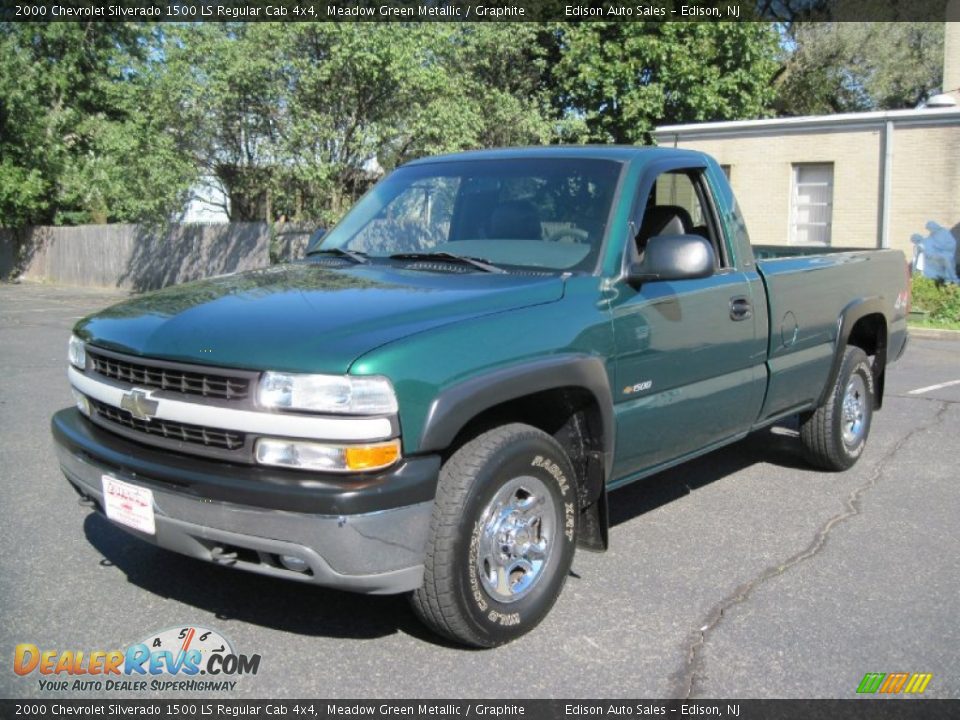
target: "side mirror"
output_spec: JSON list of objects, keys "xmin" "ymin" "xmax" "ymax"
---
[{"xmin": 627, "ymin": 234, "xmax": 716, "ymax": 285}]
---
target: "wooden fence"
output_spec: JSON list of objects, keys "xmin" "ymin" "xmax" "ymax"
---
[{"xmin": 0, "ymin": 222, "xmax": 312, "ymax": 291}]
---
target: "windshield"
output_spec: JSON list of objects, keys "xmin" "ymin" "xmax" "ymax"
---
[{"xmin": 313, "ymin": 158, "xmax": 623, "ymax": 272}]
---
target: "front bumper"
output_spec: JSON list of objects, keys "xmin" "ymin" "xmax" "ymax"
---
[{"xmin": 52, "ymin": 409, "xmax": 440, "ymax": 594}]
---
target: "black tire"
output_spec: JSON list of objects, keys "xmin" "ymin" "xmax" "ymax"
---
[
  {"xmin": 410, "ymin": 423, "xmax": 578, "ymax": 648},
  {"xmin": 799, "ymin": 346, "xmax": 875, "ymax": 471}
]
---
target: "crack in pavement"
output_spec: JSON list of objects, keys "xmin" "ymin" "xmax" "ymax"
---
[{"xmin": 670, "ymin": 400, "xmax": 950, "ymax": 699}]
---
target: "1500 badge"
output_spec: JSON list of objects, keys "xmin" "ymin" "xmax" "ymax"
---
[{"xmin": 623, "ymin": 380, "xmax": 653, "ymax": 395}]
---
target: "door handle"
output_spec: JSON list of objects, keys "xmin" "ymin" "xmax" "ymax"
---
[{"xmin": 730, "ymin": 296, "xmax": 752, "ymax": 321}]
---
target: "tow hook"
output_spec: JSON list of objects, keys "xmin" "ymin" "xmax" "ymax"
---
[{"xmin": 210, "ymin": 547, "xmax": 238, "ymax": 566}]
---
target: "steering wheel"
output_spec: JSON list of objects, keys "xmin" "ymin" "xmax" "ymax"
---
[{"xmin": 545, "ymin": 227, "xmax": 589, "ymax": 244}]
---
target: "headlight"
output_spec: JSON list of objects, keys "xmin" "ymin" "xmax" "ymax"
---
[
  {"xmin": 258, "ymin": 372, "xmax": 397, "ymax": 415},
  {"xmin": 255, "ymin": 438, "xmax": 401, "ymax": 472},
  {"xmin": 68, "ymin": 335, "xmax": 86, "ymax": 369}
]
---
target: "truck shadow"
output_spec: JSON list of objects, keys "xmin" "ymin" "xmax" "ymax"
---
[
  {"xmin": 607, "ymin": 420, "xmax": 808, "ymax": 528},
  {"xmin": 82, "ymin": 421, "xmax": 807, "ymax": 648},
  {"xmin": 82, "ymin": 514, "xmax": 435, "ymax": 644}
]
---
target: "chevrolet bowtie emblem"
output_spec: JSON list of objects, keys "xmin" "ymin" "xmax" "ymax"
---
[{"xmin": 120, "ymin": 388, "xmax": 159, "ymax": 421}]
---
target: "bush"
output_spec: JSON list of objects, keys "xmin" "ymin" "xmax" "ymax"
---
[{"xmin": 911, "ymin": 274, "xmax": 960, "ymax": 323}]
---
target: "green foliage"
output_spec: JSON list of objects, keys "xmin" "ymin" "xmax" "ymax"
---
[
  {"xmin": 775, "ymin": 23, "xmax": 944, "ymax": 115},
  {"xmin": 550, "ymin": 22, "xmax": 781, "ymax": 144},
  {"xmin": 164, "ymin": 23, "xmax": 561, "ymax": 224},
  {"xmin": 0, "ymin": 23, "xmax": 197, "ymax": 226},
  {"xmin": 911, "ymin": 274, "xmax": 960, "ymax": 324},
  {"xmin": 1, "ymin": 21, "xmax": 784, "ymax": 228}
]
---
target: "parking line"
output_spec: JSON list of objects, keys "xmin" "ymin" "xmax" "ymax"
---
[{"xmin": 908, "ymin": 379, "xmax": 960, "ymax": 395}]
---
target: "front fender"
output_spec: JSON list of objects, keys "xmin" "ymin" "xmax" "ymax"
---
[{"xmin": 419, "ymin": 354, "xmax": 615, "ymax": 481}]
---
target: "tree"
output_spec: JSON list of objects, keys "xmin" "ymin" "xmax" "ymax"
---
[
  {"xmin": 169, "ymin": 23, "xmax": 561, "ymax": 224},
  {"xmin": 0, "ymin": 20, "xmax": 789, "ymax": 228},
  {"xmin": 774, "ymin": 23, "xmax": 945, "ymax": 115},
  {"xmin": 0, "ymin": 23, "xmax": 197, "ymax": 227},
  {"xmin": 549, "ymin": 22, "xmax": 781, "ymax": 144},
  {"xmin": 159, "ymin": 23, "xmax": 289, "ymax": 223}
]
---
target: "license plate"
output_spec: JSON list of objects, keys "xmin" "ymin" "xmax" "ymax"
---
[{"xmin": 101, "ymin": 475, "xmax": 156, "ymax": 535}]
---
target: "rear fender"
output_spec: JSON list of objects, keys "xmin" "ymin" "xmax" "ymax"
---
[{"xmin": 819, "ymin": 298, "xmax": 888, "ymax": 409}]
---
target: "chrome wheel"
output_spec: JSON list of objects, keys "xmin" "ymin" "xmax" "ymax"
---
[
  {"xmin": 799, "ymin": 347, "xmax": 874, "ymax": 472},
  {"xmin": 842, "ymin": 374, "xmax": 867, "ymax": 446},
  {"xmin": 475, "ymin": 476, "xmax": 556, "ymax": 603}
]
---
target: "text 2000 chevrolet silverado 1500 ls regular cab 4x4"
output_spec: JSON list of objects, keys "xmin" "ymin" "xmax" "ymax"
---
[{"xmin": 53, "ymin": 147, "xmax": 909, "ymax": 647}]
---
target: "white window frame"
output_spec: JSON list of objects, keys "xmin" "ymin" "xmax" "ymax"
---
[{"xmin": 790, "ymin": 163, "xmax": 834, "ymax": 246}]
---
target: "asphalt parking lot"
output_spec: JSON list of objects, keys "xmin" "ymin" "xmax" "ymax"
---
[{"xmin": 1, "ymin": 281, "xmax": 957, "ymax": 699}]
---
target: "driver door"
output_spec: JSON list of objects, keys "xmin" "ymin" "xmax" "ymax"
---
[{"xmin": 610, "ymin": 164, "xmax": 766, "ymax": 481}]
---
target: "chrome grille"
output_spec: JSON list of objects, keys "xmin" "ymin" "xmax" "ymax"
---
[
  {"xmin": 90, "ymin": 398, "xmax": 245, "ymax": 451},
  {"xmin": 88, "ymin": 350, "xmax": 250, "ymax": 400}
]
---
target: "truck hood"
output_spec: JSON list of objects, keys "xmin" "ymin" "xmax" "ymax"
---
[{"xmin": 75, "ymin": 263, "xmax": 565, "ymax": 373}]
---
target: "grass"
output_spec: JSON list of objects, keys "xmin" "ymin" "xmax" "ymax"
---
[
  {"xmin": 909, "ymin": 275, "xmax": 960, "ymax": 332},
  {"xmin": 908, "ymin": 316, "xmax": 960, "ymax": 332}
]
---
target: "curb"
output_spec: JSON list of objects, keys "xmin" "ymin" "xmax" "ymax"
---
[{"xmin": 907, "ymin": 326, "xmax": 960, "ymax": 341}]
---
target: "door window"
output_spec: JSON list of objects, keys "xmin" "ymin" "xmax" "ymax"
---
[{"xmin": 634, "ymin": 169, "xmax": 727, "ymax": 267}]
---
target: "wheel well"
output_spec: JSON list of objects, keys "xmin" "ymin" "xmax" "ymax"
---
[
  {"xmin": 846, "ymin": 312, "xmax": 888, "ymax": 408},
  {"xmin": 444, "ymin": 387, "xmax": 608, "ymax": 550},
  {"xmin": 445, "ymin": 386, "xmax": 604, "ymax": 465},
  {"xmin": 847, "ymin": 313, "xmax": 886, "ymax": 357}
]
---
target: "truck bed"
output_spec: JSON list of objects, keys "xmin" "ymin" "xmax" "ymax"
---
[
  {"xmin": 753, "ymin": 248, "xmax": 909, "ymax": 423},
  {"xmin": 752, "ymin": 244, "xmax": 879, "ymax": 260}
]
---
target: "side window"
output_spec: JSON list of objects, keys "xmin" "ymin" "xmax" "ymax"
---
[
  {"xmin": 348, "ymin": 177, "xmax": 459, "ymax": 254},
  {"xmin": 634, "ymin": 169, "xmax": 727, "ymax": 268}
]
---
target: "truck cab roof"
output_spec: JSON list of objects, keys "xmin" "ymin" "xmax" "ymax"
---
[{"xmin": 403, "ymin": 145, "xmax": 709, "ymax": 167}]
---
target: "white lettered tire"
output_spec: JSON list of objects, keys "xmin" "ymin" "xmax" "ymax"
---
[
  {"xmin": 410, "ymin": 424, "xmax": 578, "ymax": 647},
  {"xmin": 800, "ymin": 346, "xmax": 875, "ymax": 471}
]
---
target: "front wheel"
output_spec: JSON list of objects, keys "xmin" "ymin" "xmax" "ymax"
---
[
  {"xmin": 799, "ymin": 346, "xmax": 875, "ymax": 471},
  {"xmin": 410, "ymin": 424, "xmax": 578, "ymax": 647}
]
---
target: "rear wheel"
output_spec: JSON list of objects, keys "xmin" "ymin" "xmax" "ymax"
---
[
  {"xmin": 410, "ymin": 423, "xmax": 577, "ymax": 647},
  {"xmin": 800, "ymin": 346, "xmax": 875, "ymax": 471}
]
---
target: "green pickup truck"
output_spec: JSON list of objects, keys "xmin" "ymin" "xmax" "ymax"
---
[{"xmin": 53, "ymin": 147, "xmax": 909, "ymax": 647}]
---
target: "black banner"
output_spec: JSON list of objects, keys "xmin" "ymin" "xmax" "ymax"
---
[
  {"xmin": 1, "ymin": 700, "xmax": 959, "ymax": 720},
  {"xmin": 0, "ymin": 0, "xmax": 956, "ymax": 23}
]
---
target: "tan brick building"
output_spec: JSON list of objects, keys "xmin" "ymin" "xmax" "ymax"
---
[
  {"xmin": 654, "ymin": 18, "xmax": 960, "ymax": 256},
  {"xmin": 653, "ymin": 107, "xmax": 960, "ymax": 257}
]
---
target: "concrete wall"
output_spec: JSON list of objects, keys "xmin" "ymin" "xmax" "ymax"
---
[{"xmin": 0, "ymin": 222, "xmax": 311, "ymax": 291}]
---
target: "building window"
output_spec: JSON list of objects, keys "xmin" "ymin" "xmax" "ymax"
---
[
  {"xmin": 720, "ymin": 164, "xmax": 731, "ymax": 180},
  {"xmin": 791, "ymin": 163, "xmax": 833, "ymax": 245}
]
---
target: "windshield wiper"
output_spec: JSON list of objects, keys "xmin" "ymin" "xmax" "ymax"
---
[
  {"xmin": 388, "ymin": 252, "xmax": 506, "ymax": 274},
  {"xmin": 306, "ymin": 247, "xmax": 368, "ymax": 264}
]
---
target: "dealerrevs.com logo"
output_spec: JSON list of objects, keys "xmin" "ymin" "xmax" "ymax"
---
[{"xmin": 14, "ymin": 626, "xmax": 261, "ymax": 692}]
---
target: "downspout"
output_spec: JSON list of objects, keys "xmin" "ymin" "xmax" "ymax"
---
[{"xmin": 879, "ymin": 120, "xmax": 894, "ymax": 249}]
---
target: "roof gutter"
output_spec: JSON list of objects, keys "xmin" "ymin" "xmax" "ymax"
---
[{"xmin": 654, "ymin": 108, "xmax": 960, "ymax": 142}]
